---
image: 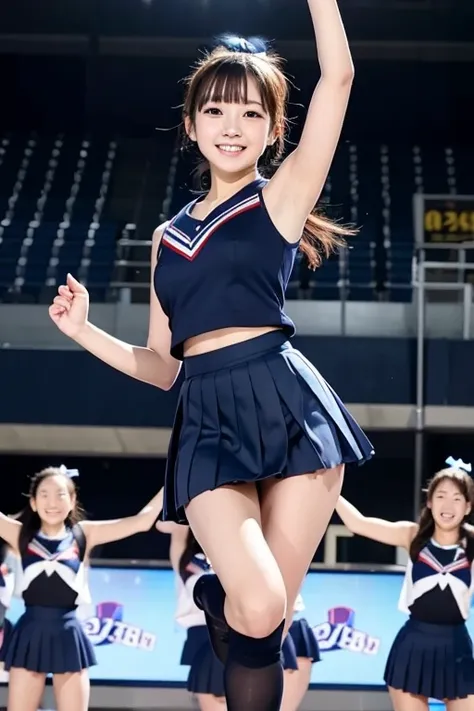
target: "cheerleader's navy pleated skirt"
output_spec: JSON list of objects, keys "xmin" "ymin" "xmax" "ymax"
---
[
  {"xmin": 290, "ymin": 619, "xmax": 321, "ymax": 663},
  {"xmin": 0, "ymin": 617, "xmax": 13, "ymax": 656},
  {"xmin": 384, "ymin": 618, "xmax": 474, "ymax": 700},
  {"xmin": 0, "ymin": 606, "xmax": 97, "ymax": 674},
  {"xmin": 282, "ymin": 632, "xmax": 298, "ymax": 671},
  {"xmin": 180, "ymin": 625, "xmax": 225, "ymax": 697},
  {"xmin": 164, "ymin": 330, "xmax": 374, "ymax": 522}
]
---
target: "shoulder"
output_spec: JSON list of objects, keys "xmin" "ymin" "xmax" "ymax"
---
[
  {"xmin": 406, "ymin": 523, "xmax": 420, "ymax": 546},
  {"xmin": 153, "ymin": 220, "xmax": 171, "ymax": 245},
  {"xmin": 151, "ymin": 221, "xmax": 171, "ymax": 264}
]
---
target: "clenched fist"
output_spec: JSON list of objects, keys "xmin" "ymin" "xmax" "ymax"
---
[{"xmin": 49, "ymin": 273, "xmax": 90, "ymax": 339}]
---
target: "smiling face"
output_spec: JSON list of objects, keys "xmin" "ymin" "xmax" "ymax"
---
[
  {"xmin": 183, "ymin": 50, "xmax": 288, "ymax": 179},
  {"xmin": 187, "ymin": 75, "xmax": 274, "ymax": 176},
  {"xmin": 428, "ymin": 476, "xmax": 471, "ymax": 533},
  {"xmin": 30, "ymin": 474, "xmax": 75, "ymax": 528}
]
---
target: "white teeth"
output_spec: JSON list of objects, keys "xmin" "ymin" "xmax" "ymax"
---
[{"xmin": 218, "ymin": 145, "xmax": 244, "ymax": 153}]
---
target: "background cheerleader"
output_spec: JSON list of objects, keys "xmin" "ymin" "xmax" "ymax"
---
[
  {"xmin": 0, "ymin": 465, "xmax": 163, "ymax": 711},
  {"xmin": 336, "ymin": 457, "xmax": 474, "ymax": 710},
  {"xmin": 281, "ymin": 591, "xmax": 320, "ymax": 711},
  {"xmin": 156, "ymin": 520, "xmax": 226, "ymax": 711},
  {"xmin": 0, "ymin": 543, "xmax": 15, "ymax": 684}
]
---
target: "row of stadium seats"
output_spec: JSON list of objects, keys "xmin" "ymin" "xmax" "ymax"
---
[
  {"xmin": 168, "ymin": 140, "xmax": 474, "ymax": 302},
  {"xmin": 0, "ymin": 132, "xmax": 118, "ymax": 300},
  {"xmin": 0, "ymin": 131, "xmax": 472, "ymax": 303}
]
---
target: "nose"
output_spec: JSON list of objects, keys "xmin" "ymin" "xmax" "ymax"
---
[{"xmin": 222, "ymin": 122, "xmax": 242, "ymax": 138}]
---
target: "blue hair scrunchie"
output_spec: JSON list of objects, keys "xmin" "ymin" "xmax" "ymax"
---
[{"xmin": 216, "ymin": 34, "xmax": 269, "ymax": 57}]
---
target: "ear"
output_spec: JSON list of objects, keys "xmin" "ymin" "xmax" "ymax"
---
[
  {"xmin": 70, "ymin": 492, "xmax": 77, "ymax": 513},
  {"xmin": 184, "ymin": 116, "xmax": 197, "ymax": 142},
  {"xmin": 267, "ymin": 129, "xmax": 278, "ymax": 146},
  {"xmin": 466, "ymin": 502, "xmax": 471, "ymax": 516},
  {"xmin": 426, "ymin": 500, "xmax": 432, "ymax": 510},
  {"xmin": 29, "ymin": 498, "xmax": 37, "ymax": 513}
]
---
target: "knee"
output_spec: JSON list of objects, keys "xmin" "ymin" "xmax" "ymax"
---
[{"xmin": 228, "ymin": 586, "xmax": 286, "ymax": 638}]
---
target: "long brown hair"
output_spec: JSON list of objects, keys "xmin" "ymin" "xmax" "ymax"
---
[
  {"xmin": 182, "ymin": 37, "xmax": 355, "ymax": 269},
  {"xmin": 409, "ymin": 467, "xmax": 474, "ymax": 562}
]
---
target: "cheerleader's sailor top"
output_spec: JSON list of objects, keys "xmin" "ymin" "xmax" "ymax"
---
[
  {"xmin": 293, "ymin": 593, "xmax": 305, "ymax": 614},
  {"xmin": 398, "ymin": 539, "xmax": 474, "ymax": 625},
  {"xmin": 175, "ymin": 553, "xmax": 211, "ymax": 629},
  {"xmin": 15, "ymin": 526, "xmax": 91, "ymax": 608}
]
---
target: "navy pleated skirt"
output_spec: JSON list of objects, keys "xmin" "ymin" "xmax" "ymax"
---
[
  {"xmin": 290, "ymin": 619, "xmax": 321, "ymax": 663},
  {"xmin": 384, "ymin": 618, "xmax": 474, "ymax": 701},
  {"xmin": 0, "ymin": 617, "xmax": 13, "ymax": 656},
  {"xmin": 180, "ymin": 625, "xmax": 225, "ymax": 697},
  {"xmin": 282, "ymin": 632, "xmax": 299, "ymax": 671},
  {"xmin": 0, "ymin": 606, "xmax": 97, "ymax": 674},
  {"xmin": 164, "ymin": 330, "xmax": 374, "ymax": 522}
]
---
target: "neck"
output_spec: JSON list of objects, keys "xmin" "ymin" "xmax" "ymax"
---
[
  {"xmin": 207, "ymin": 167, "xmax": 259, "ymax": 202},
  {"xmin": 39, "ymin": 523, "xmax": 67, "ymax": 538},
  {"xmin": 432, "ymin": 527, "xmax": 461, "ymax": 547}
]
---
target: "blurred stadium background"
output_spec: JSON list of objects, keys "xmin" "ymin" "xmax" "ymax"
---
[{"xmin": 0, "ymin": 0, "xmax": 473, "ymax": 708}]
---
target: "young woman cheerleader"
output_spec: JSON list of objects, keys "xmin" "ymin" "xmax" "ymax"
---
[
  {"xmin": 281, "ymin": 591, "xmax": 320, "ymax": 711},
  {"xmin": 336, "ymin": 457, "xmax": 474, "ymax": 711},
  {"xmin": 0, "ymin": 465, "xmax": 163, "ymax": 711},
  {"xmin": 156, "ymin": 520, "xmax": 226, "ymax": 711},
  {"xmin": 49, "ymin": 2, "xmax": 373, "ymax": 709}
]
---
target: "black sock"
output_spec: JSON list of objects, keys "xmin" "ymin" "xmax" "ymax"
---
[
  {"xmin": 193, "ymin": 574, "xmax": 229, "ymax": 664},
  {"xmin": 224, "ymin": 621, "xmax": 284, "ymax": 711}
]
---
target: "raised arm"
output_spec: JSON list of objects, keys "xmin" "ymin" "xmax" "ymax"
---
[
  {"xmin": 264, "ymin": 0, "xmax": 354, "ymax": 242},
  {"xmin": 81, "ymin": 488, "xmax": 164, "ymax": 551},
  {"xmin": 49, "ymin": 223, "xmax": 181, "ymax": 391},
  {"xmin": 336, "ymin": 496, "xmax": 418, "ymax": 549},
  {"xmin": 0, "ymin": 514, "xmax": 21, "ymax": 552}
]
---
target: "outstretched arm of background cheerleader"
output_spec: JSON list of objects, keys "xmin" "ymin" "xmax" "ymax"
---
[
  {"xmin": 336, "ymin": 497, "xmax": 418, "ymax": 549},
  {"xmin": 264, "ymin": 0, "xmax": 355, "ymax": 243},
  {"xmin": 81, "ymin": 487, "xmax": 164, "ymax": 550},
  {"xmin": 156, "ymin": 521, "xmax": 189, "ymax": 572},
  {"xmin": 0, "ymin": 513, "xmax": 21, "ymax": 551}
]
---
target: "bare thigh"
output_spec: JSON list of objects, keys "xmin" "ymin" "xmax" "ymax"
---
[
  {"xmin": 53, "ymin": 670, "xmax": 90, "ymax": 711},
  {"xmin": 388, "ymin": 688, "xmax": 430, "ymax": 711},
  {"xmin": 7, "ymin": 668, "xmax": 46, "ymax": 711},
  {"xmin": 196, "ymin": 693, "xmax": 227, "ymax": 711},
  {"xmin": 260, "ymin": 466, "xmax": 344, "ymax": 633},
  {"xmin": 447, "ymin": 697, "xmax": 474, "ymax": 711},
  {"xmin": 186, "ymin": 483, "xmax": 286, "ymax": 637}
]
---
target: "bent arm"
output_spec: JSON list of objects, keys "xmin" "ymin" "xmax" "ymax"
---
[
  {"xmin": 336, "ymin": 496, "xmax": 418, "ymax": 549},
  {"xmin": 82, "ymin": 488, "xmax": 164, "ymax": 550},
  {"xmin": 73, "ymin": 224, "xmax": 181, "ymax": 391}
]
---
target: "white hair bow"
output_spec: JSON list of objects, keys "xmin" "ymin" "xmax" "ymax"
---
[
  {"xmin": 58, "ymin": 464, "xmax": 80, "ymax": 479},
  {"xmin": 445, "ymin": 456, "xmax": 472, "ymax": 474}
]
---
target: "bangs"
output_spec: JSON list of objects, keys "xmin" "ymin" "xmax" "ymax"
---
[
  {"xmin": 429, "ymin": 470, "xmax": 471, "ymax": 500},
  {"xmin": 193, "ymin": 59, "xmax": 271, "ymax": 113}
]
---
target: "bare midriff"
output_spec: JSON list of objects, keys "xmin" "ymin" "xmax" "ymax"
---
[{"xmin": 183, "ymin": 325, "xmax": 281, "ymax": 358}]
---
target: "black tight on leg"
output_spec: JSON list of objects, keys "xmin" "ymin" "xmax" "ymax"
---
[
  {"xmin": 224, "ymin": 621, "xmax": 284, "ymax": 711},
  {"xmin": 193, "ymin": 574, "xmax": 229, "ymax": 664}
]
